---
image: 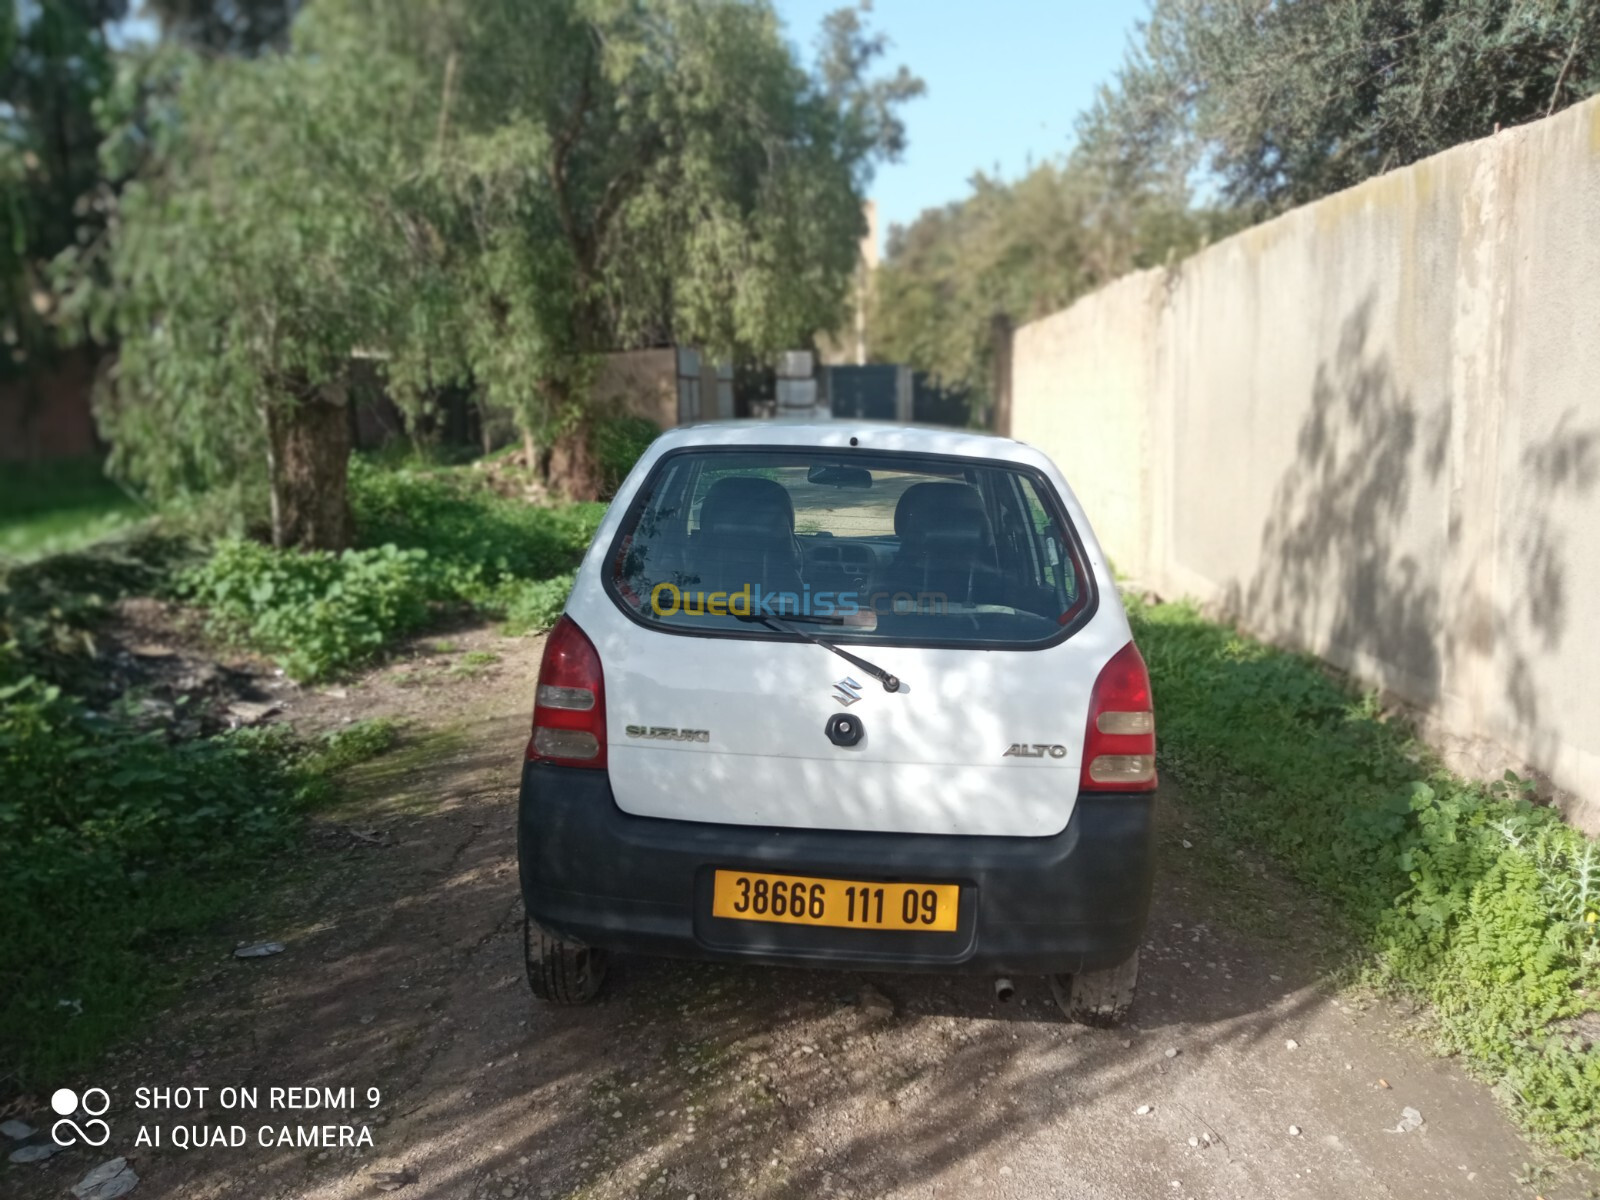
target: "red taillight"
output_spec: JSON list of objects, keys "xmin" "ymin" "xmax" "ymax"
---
[
  {"xmin": 527, "ymin": 615, "xmax": 607, "ymax": 768},
  {"xmin": 1080, "ymin": 640, "xmax": 1157, "ymax": 792}
]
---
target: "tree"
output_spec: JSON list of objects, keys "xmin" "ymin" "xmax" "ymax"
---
[
  {"xmin": 0, "ymin": 0, "xmax": 126, "ymax": 379},
  {"xmin": 870, "ymin": 159, "xmax": 1232, "ymax": 406},
  {"xmin": 1083, "ymin": 0, "xmax": 1600, "ymax": 217},
  {"xmin": 74, "ymin": 0, "xmax": 920, "ymax": 544},
  {"xmin": 66, "ymin": 39, "xmax": 441, "ymax": 548},
  {"xmin": 301, "ymin": 0, "xmax": 921, "ymax": 493},
  {"xmin": 142, "ymin": 0, "xmax": 300, "ymax": 55}
]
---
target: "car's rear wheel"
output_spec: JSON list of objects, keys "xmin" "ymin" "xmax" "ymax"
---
[
  {"xmin": 524, "ymin": 916, "xmax": 609, "ymax": 1005},
  {"xmin": 1050, "ymin": 949, "xmax": 1139, "ymax": 1027}
]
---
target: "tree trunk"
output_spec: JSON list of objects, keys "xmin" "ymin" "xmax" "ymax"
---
[
  {"xmin": 265, "ymin": 379, "xmax": 354, "ymax": 551},
  {"xmin": 546, "ymin": 419, "xmax": 602, "ymax": 502}
]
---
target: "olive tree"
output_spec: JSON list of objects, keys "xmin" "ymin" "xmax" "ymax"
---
[
  {"xmin": 871, "ymin": 160, "xmax": 1232, "ymax": 406},
  {"xmin": 1082, "ymin": 0, "xmax": 1600, "ymax": 217}
]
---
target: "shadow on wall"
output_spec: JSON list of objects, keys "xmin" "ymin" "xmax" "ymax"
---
[
  {"xmin": 1230, "ymin": 295, "xmax": 1598, "ymax": 743},
  {"xmin": 1505, "ymin": 411, "xmax": 1599, "ymax": 730},
  {"xmin": 1233, "ymin": 295, "xmax": 1448, "ymax": 706}
]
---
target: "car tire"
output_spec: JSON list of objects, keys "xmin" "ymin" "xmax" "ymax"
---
[
  {"xmin": 1050, "ymin": 949, "xmax": 1139, "ymax": 1027},
  {"xmin": 524, "ymin": 916, "xmax": 609, "ymax": 1005}
]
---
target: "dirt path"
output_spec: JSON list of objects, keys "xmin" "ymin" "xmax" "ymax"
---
[{"xmin": 10, "ymin": 624, "xmax": 1594, "ymax": 1200}]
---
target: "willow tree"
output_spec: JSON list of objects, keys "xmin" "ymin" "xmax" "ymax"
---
[
  {"xmin": 67, "ymin": 41, "xmax": 443, "ymax": 548},
  {"xmin": 78, "ymin": 0, "xmax": 918, "ymax": 532},
  {"xmin": 304, "ymin": 0, "xmax": 921, "ymax": 496}
]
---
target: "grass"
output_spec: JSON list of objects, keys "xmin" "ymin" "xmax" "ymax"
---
[
  {"xmin": 0, "ymin": 448, "xmax": 619, "ymax": 1097},
  {"xmin": 0, "ymin": 457, "xmax": 145, "ymax": 560},
  {"xmin": 175, "ymin": 460, "xmax": 602, "ymax": 680},
  {"xmin": 329, "ymin": 722, "xmax": 475, "ymax": 818},
  {"xmin": 1132, "ymin": 598, "xmax": 1600, "ymax": 1161},
  {"xmin": 0, "ymin": 679, "xmax": 400, "ymax": 1093},
  {"xmin": 450, "ymin": 649, "xmax": 501, "ymax": 678}
]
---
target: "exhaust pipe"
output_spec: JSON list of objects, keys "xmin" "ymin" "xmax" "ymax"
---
[{"xmin": 993, "ymin": 976, "xmax": 1016, "ymax": 1003}]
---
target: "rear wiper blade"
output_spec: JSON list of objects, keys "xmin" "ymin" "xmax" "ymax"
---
[{"xmin": 734, "ymin": 611, "xmax": 902, "ymax": 694}]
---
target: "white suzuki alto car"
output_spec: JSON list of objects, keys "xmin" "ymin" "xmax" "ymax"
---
[{"xmin": 518, "ymin": 420, "xmax": 1156, "ymax": 1023}]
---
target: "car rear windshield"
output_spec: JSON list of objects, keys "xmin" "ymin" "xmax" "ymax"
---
[{"xmin": 605, "ymin": 447, "xmax": 1094, "ymax": 647}]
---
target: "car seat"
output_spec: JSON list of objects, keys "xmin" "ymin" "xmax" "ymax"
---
[
  {"xmin": 691, "ymin": 476, "xmax": 805, "ymax": 607},
  {"xmin": 887, "ymin": 482, "xmax": 1003, "ymax": 608}
]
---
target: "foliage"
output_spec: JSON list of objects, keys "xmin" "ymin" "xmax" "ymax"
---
[
  {"xmin": 72, "ymin": 0, "xmax": 921, "ymax": 527},
  {"xmin": 875, "ymin": 0, "xmax": 1599, "ymax": 394},
  {"xmin": 0, "ymin": 531, "xmax": 193, "ymax": 690},
  {"xmin": 178, "ymin": 463, "xmax": 601, "ymax": 678},
  {"xmin": 1082, "ymin": 0, "xmax": 1600, "ymax": 217},
  {"xmin": 348, "ymin": 460, "xmax": 604, "ymax": 596},
  {"xmin": 339, "ymin": 0, "xmax": 919, "ymax": 439},
  {"xmin": 0, "ymin": 670, "xmax": 395, "ymax": 1091},
  {"xmin": 61, "ymin": 34, "xmax": 437, "ymax": 534},
  {"xmin": 0, "ymin": 456, "xmax": 145, "ymax": 560},
  {"xmin": 497, "ymin": 573, "xmax": 579, "ymax": 637},
  {"xmin": 871, "ymin": 160, "xmax": 1235, "ymax": 402},
  {"xmin": 1134, "ymin": 598, "xmax": 1600, "ymax": 1159},
  {"xmin": 590, "ymin": 414, "xmax": 659, "ymax": 498},
  {"xmin": 178, "ymin": 540, "xmax": 435, "ymax": 681},
  {"xmin": 0, "ymin": 0, "xmax": 125, "ymax": 378},
  {"xmin": 143, "ymin": 0, "xmax": 299, "ymax": 54},
  {"xmin": 295, "ymin": 717, "xmax": 402, "ymax": 795}
]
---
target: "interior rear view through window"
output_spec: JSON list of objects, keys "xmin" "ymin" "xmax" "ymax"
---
[{"xmin": 607, "ymin": 449, "xmax": 1093, "ymax": 645}]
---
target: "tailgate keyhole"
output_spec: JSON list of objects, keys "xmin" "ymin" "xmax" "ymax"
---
[{"xmin": 825, "ymin": 714, "xmax": 864, "ymax": 748}]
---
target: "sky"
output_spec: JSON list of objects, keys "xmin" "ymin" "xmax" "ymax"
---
[{"xmin": 774, "ymin": 0, "xmax": 1149, "ymax": 244}]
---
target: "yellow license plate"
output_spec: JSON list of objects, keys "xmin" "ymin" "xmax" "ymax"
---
[{"xmin": 711, "ymin": 870, "xmax": 959, "ymax": 932}]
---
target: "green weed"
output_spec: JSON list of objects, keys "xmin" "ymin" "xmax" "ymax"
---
[
  {"xmin": 300, "ymin": 718, "xmax": 403, "ymax": 779},
  {"xmin": 0, "ymin": 534, "xmax": 196, "ymax": 688},
  {"xmin": 178, "ymin": 465, "xmax": 598, "ymax": 680},
  {"xmin": 1134, "ymin": 599, "xmax": 1600, "ymax": 1160},
  {"xmin": 347, "ymin": 458, "xmax": 603, "ymax": 594},
  {"xmin": 590, "ymin": 414, "xmax": 658, "ymax": 498},
  {"xmin": 178, "ymin": 539, "xmax": 434, "ymax": 681},
  {"xmin": 495, "ymin": 572, "xmax": 577, "ymax": 636},
  {"xmin": 0, "ymin": 682, "xmax": 397, "ymax": 1093},
  {"xmin": 449, "ymin": 650, "xmax": 501, "ymax": 678}
]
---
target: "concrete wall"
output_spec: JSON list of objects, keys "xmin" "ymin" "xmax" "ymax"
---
[
  {"xmin": 592, "ymin": 347, "xmax": 678, "ymax": 430},
  {"xmin": 1011, "ymin": 95, "xmax": 1600, "ymax": 829}
]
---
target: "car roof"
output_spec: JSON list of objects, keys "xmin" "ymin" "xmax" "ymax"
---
[{"xmin": 651, "ymin": 419, "xmax": 1049, "ymax": 467}]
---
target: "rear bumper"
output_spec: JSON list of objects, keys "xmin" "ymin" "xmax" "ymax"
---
[{"xmin": 517, "ymin": 762, "xmax": 1156, "ymax": 976}]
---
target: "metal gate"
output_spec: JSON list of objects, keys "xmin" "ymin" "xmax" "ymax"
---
[{"xmin": 827, "ymin": 365, "xmax": 906, "ymax": 421}]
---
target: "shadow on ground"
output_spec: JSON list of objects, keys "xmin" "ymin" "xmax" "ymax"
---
[{"xmin": 7, "ymin": 703, "xmax": 1345, "ymax": 1200}]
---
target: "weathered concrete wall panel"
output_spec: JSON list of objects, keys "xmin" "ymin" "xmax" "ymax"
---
[
  {"xmin": 1011, "ymin": 95, "xmax": 1600, "ymax": 829},
  {"xmin": 591, "ymin": 347, "xmax": 679, "ymax": 431},
  {"xmin": 1011, "ymin": 271, "xmax": 1160, "ymax": 581}
]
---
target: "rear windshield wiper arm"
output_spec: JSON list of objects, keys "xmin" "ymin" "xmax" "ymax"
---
[{"xmin": 734, "ymin": 611, "xmax": 902, "ymax": 694}]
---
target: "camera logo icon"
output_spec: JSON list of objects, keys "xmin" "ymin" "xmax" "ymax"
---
[{"xmin": 51, "ymin": 1087, "xmax": 111, "ymax": 1148}]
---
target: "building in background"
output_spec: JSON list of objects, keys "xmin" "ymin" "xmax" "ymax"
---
[{"xmin": 818, "ymin": 200, "xmax": 879, "ymax": 369}]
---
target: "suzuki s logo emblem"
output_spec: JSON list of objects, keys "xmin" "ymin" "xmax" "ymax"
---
[{"xmin": 832, "ymin": 677, "xmax": 864, "ymax": 707}]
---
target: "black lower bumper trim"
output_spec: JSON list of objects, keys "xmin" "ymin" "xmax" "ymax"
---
[{"xmin": 517, "ymin": 762, "xmax": 1155, "ymax": 975}]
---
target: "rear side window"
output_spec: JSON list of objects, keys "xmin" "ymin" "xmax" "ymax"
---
[{"xmin": 606, "ymin": 448, "xmax": 1094, "ymax": 647}]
